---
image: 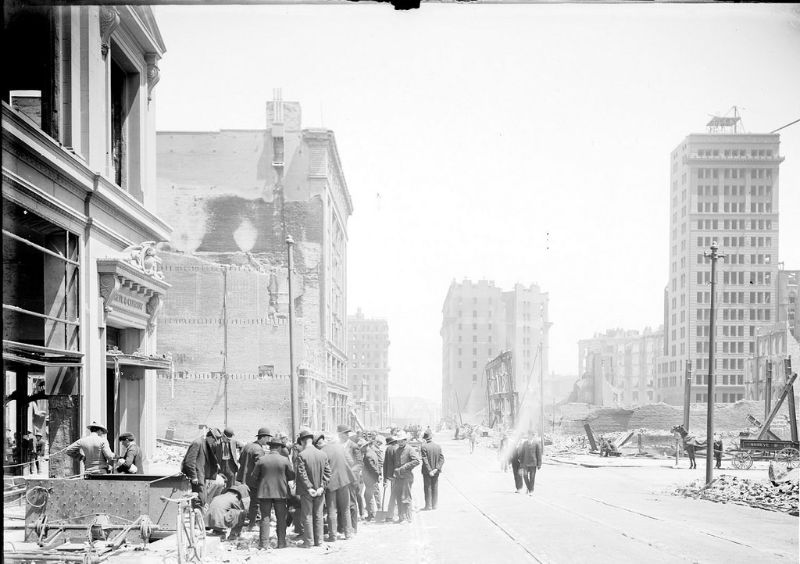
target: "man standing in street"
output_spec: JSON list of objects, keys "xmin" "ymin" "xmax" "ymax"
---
[
  {"xmin": 392, "ymin": 430, "xmax": 420, "ymax": 522},
  {"xmin": 181, "ymin": 428, "xmax": 222, "ymax": 511},
  {"xmin": 519, "ymin": 431, "xmax": 542, "ymax": 496},
  {"xmin": 510, "ymin": 435, "xmax": 524, "ymax": 493},
  {"xmin": 338, "ymin": 425, "xmax": 363, "ymax": 533},
  {"xmin": 236, "ymin": 427, "xmax": 271, "ymax": 528},
  {"xmin": 217, "ymin": 427, "xmax": 240, "ymax": 486},
  {"xmin": 420, "ymin": 430, "xmax": 444, "ymax": 510},
  {"xmin": 252, "ymin": 436, "xmax": 295, "ymax": 550},
  {"xmin": 322, "ymin": 433, "xmax": 355, "ymax": 542},
  {"xmin": 382, "ymin": 434, "xmax": 398, "ymax": 522},
  {"xmin": 362, "ymin": 432, "xmax": 383, "ymax": 521},
  {"xmin": 65, "ymin": 421, "xmax": 115, "ymax": 475},
  {"xmin": 116, "ymin": 432, "xmax": 143, "ymax": 474},
  {"xmin": 713, "ymin": 433, "xmax": 723, "ymax": 469},
  {"xmin": 295, "ymin": 429, "xmax": 331, "ymax": 548}
]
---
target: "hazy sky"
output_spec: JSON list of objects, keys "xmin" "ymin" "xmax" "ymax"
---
[{"xmin": 154, "ymin": 4, "xmax": 800, "ymax": 402}]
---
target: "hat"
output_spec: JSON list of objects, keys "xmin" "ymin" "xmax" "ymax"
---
[
  {"xmin": 423, "ymin": 431, "xmax": 432, "ymax": 440},
  {"xmin": 385, "ymin": 435, "xmax": 396, "ymax": 445},
  {"xmin": 314, "ymin": 434, "xmax": 326, "ymax": 444},
  {"xmin": 395, "ymin": 430, "xmax": 409, "ymax": 441},
  {"xmin": 268, "ymin": 438, "xmax": 285, "ymax": 448},
  {"xmin": 223, "ymin": 427, "xmax": 235, "ymax": 438},
  {"xmin": 256, "ymin": 427, "xmax": 273, "ymax": 438},
  {"xmin": 207, "ymin": 428, "xmax": 222, "ymax": 440},
  {"xmin": 297, "ymin": 429, "xmax": 315, "ymax": 443},
  {"xmin": 119, "ymin": 432, "xmax": 135, "ymax": 441},
  {"xmin": 375, "ymin": 435, "xmax": 385, "ymax": 445},
  {"xmin": 336, "ymin": 424, "xmax": 351, "ymax": 434},
  {"xmin": 87, "ymin": 421, "xmax": 108, "ymax": 433},
  {"xmin": 226, "ymin": 484, "xmax": 250, "ymax": 499}
]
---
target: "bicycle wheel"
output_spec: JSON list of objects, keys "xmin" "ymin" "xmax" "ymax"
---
[
  {"xmin": 189, "ymin": 508, "xmax": 206, "ymax": 562},
  {"xmin": 175, "ymin": 505, "xmax": 188, "ymax": 564}
]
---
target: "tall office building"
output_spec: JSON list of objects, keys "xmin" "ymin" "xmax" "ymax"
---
[
  {"xmin": 441, "ymin": 280, "xmax": 549, "ymax": 422},
  {"xmin": 658, "ymin": 115, "xmax": 783, "ymax": 405},
  {"xmin": 347, "ymin": 309, "xmax": 390, "ymax": 429}
]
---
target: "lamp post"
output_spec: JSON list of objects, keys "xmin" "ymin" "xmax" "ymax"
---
[
  {"xmin": 287, "ymin": 235, "xmax": 298, "ymax": 440},
  {"xmin": 704, "ymin": 242, "xmax": 725, "ymax": 485}
]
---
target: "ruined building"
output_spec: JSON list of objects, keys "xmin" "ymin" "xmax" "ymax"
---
[{"xmin": 155, "ymin": 94, "xmax": 353, "ymax": 435}]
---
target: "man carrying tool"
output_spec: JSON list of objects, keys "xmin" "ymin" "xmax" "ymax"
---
[
  {"xmin": 65, "ymin": 421, "xmax": 115, "ymax": 475},
  {"xmin": 392, "ymin": 430, "xmax": 420, "ymax": 523}
]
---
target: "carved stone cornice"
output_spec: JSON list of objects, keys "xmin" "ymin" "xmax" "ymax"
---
[
  {"xmin": 97, "ymin": 256, "xmax": 170, "ymax": 331},
  {"xmin": 144, "ymin": 53, "xmax": 160, "ymax": 102},
  {"xmin": 100, "ymin": 7, "xmax": 120, "ymax": 59}
]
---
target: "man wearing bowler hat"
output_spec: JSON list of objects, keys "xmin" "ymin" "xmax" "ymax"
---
[
  {"xmin": 420, "ymin": 430, "xmax": 444, "ymax": 510},
  {"xmin": 65, "ymin": 421, "xmax": 115, "ymax": 475},
  {"xmin": 116, "ymin": 432, "xmax": 143, "ymax": 474},
  {"xmin": 252, "ymin": 435, "xmax": 295, "ymax": 549},
  {"xmin": 295, "ymin": 429, "xmax": 331, "ymax": 548},
  {"xmin": 237, "ymin": 427, "xmax": 272, "ymax": 528},
  {"xmin": 322, "ymin": 431, "xmax": 355, "ymax": 542},
  {"xmin": 391, "ymin": 430, "xmax": 420, "ymax": 523}
]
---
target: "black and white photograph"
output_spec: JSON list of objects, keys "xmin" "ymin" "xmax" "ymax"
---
[{"xmin": 2, "ymin": 1, "xmax": 799, "ymax": 562}]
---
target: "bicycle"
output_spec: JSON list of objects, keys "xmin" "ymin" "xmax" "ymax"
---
[{"xmin": 160, "ymin": 493, "xmax": 206, "ymax": 563}]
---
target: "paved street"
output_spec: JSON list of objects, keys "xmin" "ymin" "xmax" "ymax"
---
[{"xmin": 240, "ymin": 433, "xmax": 797, "ymax": 564}]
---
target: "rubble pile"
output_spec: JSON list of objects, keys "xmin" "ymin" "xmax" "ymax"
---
[
  {"xmin": 674, "ymin": 475, "xmax": 799, "ymax": 516},
  {"xmin": 151, "ymin": 442, "xmax": 185, "ymax": 468}
]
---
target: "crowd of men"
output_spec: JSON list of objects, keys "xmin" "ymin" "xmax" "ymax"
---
[{"xmin": 181, "ymin": 424, "xmax": 446, "ymax": 551}]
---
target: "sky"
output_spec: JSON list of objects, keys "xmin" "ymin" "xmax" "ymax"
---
[{"xmin": 153, "ymin": 3, "xmax": 800, "ymax": 402}]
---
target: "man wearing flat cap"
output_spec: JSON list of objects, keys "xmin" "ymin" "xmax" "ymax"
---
[
  {"xmin": 295, "ymin": 429, "xmax": 331, "ymax": 548},
  {"xmin": 116, "ymin": 432, "xmax": 143, "ymax": 474},
  {"xmin": 252, "ymin": 436, "xmax": 295, "ymax": 550},
  {"xmin": 237, "ymin": 427, "xmax": 272, "ymax": 528},
  {"xmin": 66, "ymin": 421, "xmax": 115, "ymax": 475}
]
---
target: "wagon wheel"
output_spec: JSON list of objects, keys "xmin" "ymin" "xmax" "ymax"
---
[
  {"xmin": 776, "ymin": 448, "xmax": 799, "ymax": 469},
  {"xmin": 732, "ymin": 451, "xmax": 752, "ymax": 470}
]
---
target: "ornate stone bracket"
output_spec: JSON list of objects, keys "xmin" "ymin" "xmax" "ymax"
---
[
  {"xmin": 144, "ymin": 53, "xmax": 160, "ymax": 102},
  {"xmin": 99, "ymin": 7, "xmax": 120, "ymax": 59},
  {"xmin": 99, "ymin": 273, "xmax": 121, "ymax": 313},
  {"xmin": 146, "ymin": 294, "xmax": 162, "ymax": 334}
]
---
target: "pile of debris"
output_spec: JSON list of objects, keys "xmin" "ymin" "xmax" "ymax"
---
[
  {"xmin": 674, "ymin": 474, "xmax": 799, "ymax": 516},
  {"xmin": 151, "ymin": 442, "xmax": 186, "ymax": 468}
]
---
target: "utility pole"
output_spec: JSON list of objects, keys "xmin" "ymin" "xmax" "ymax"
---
[
  {"xmin": 704, "ymin": 242, "xmax": 725, "ymax": 485},
  {"xmin": 765, "ymin": 360, "xmax": 773, "ymax": 420},
  {"xmin": 287, "ymin": 235, "xmax": 298, "ymax": 440},
  {"xmin": 683, "ymin": 361, "xmax": 692, "ymax": 430},
  {"xmin": 222, "ymin": 266, "xmax": 229, "ymax": 428}
]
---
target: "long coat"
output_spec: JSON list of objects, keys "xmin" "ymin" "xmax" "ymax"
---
[
  {"xmin": 236, "ymin": 441, "xmax": 266, "ymax": 488},
  {"xmin": 383, "ymin": 443, "xmax": 398, "ymax": 480},
  {"xmin": 251, "ymin": 450, "xmax": 295, "ymax": 499},
  {"xmin": 207, "ymin": 485, "xmax": 248, "ymax": 530},
  {"xmin": 216, "ymin": 435, "xmax": 240, "ymax": 475},
  {"xmin": 519, "ymin": 439, "xmax": 542, "ymax": 469},
  {"xmin": 181, "ymin": 435, "xmax": 219, "ymax": 482},
  {"xmin": 393, "ymin": 443, "xmax": 420, "ymax": 479},
  {"xmin": 295, "ymin": 446, "xmax": 331, "ymax": 495},
  {"xmin": 322, "ymin": 442, "xmax": 355, "ymax": 491},
  {"xmin": 420, "ymin": 441, "xmax": 444, "ymax": 474},
  {"xmin": 363, "ymin": 444, "xmax": 382, "ymax": 481}
]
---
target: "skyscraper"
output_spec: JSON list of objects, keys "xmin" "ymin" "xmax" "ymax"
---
[{"xmin": 658, "ymin": 114, "xmax": 783, "ymax": 405}]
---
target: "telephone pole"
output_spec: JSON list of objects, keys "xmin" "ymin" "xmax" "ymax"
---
[
  {"xmin": 223, "ymin": 265, "xmax": 229, "ymax": 428},
  {"xmin": 287, "ymin": 235, "xmax": 298, "ymax": 440},
  {"xmin": 704, "ymin": 242, "xmax": 725, "ymax": 485}
]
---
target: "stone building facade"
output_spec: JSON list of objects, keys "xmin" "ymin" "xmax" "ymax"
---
[
  {"xmin": 155, "ymin": 95, "xmax": 353, "ymax": 433},
  {"xmin": 347, "ymin": 309, "xmax": 390, "ymax": 429},
  {"xmin": 2, "ymin": 4, "xmax": 170, "ymax": 475}
]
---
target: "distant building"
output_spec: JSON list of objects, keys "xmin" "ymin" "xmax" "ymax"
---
[
  {"xmin": 777, "ymin": 269, "xmax": 799, "ymax": 341},
  {"xmin": 747, "ymin": 323, "xmax": 800, "ymax": 403},
  {"xmin": 659, "ymin": 114, "xmax": 784, "ymax": 405},
  {"xmin": 441, "ymin": 280, "xmax": 550, "ymax": 424},
  {"xmin": 389, "ymin": 397, "xmax": 441, "ymax": 429},
  {"xmin": 155, "ymin": 92, "xmax": 353, "ymax": 432},
  {"xmin": 347, "ymin": 309, "xmax": 390, "ymax": 429}
]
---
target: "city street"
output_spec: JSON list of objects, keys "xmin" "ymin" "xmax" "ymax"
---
[{"xmin": 238, "ymin": 433, "xmax": 797, "ymax": 564}]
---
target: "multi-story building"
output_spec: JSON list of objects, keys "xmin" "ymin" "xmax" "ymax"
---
[
  {"xmin": 3, "ymin": 4, "xmax": 170, "ymax": 476},
  {"xmin": 777, "ymin": 269, "xmax": 799, "ymax": 341},
  {"xmin": 577, "ymin": 327, "xmax": 662, "ymax": 407},
  {"xmin": 347, "ymin": 309, "xmax": 390, "ymax": 429},
  {"xmin": 659, "ymin": 115, "xmax": 784, "ymax": 405},
  {"xmin": 155, "ymin": 93, "xmax": 353, "ymax": 433},
  {"xmin": 441, "ymin": 280, "xmax": 549, "ymax": 423}
]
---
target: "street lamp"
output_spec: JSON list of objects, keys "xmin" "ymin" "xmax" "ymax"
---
[
  {"xmin": 704, "ymin": 242, "xmax": 725, "ymax": 485},
  {"xmin": 287, "ymin": 235, "xmax": 298, "ymax": 440}
]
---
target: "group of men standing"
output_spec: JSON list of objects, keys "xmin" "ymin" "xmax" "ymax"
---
[
  {"xmin": 501, "ymin": 431, "xmax": 543, "ymax": 496},
  {"xmin": 64, "ymin": 421, "xmax": 143, "ymax": 475},
  {"xmin": 180, "ymin": 423, "xmax": 445, "ymax": 551}
]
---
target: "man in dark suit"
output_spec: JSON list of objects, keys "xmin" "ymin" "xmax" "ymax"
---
[
  {"xmin": 362, "ymin": 432, "xmax": 383, "ymax": 521},
  {"xmin": 217, "ymin": 427, "xmax": 241, "ymax": 486},
  {"xmin": 338, "ymin": 425, "xmax": 363, "ymax": 533},
  {"xmin": 420, "ymin": 430, "xmax": 444, "ymax": 510},
  {"xmin": 236, "ymin": 427, "xmax": 271, "ymax": 528},
  {"xmin": 321, "ymin": 434, "xmax": 355, "ymax": 542},
  {"xmin": 519, "ymin": 431, "xmax": 542, "ymax": 496},
  {"xmin": 392, "ymin": 431, "xmax": 420, "ymax": 522},
  {"xmin": 181, "ymin": 428, "xmax": 222, "ymax": 511},
  {"xmin": 382, "ymin": 435, "xmax": 398, "ymax": 522},
  {"xmin": 251, "ymin": 437, "xmax": 295, "ymax": 550},
  {"xmin": 510, "ymin": 435, "xmax": 524, "ymax": 493},
  {"xmin": 295, "ymin": 429, "xmax": 331, "ymax": 548},
  {"xmin": 116, "ymin": 432, "xmax": 143, "ymax": 474}
]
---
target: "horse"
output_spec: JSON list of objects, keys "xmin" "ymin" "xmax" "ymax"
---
[{"xmin": 671, "ymin": 424, "xmax": 706, "ymax": 469}]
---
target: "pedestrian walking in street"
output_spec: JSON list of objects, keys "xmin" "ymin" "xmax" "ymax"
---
[
  {"xmin": 322, "ymin": 433, "xmax": 356, "ymax": 542},
  {"xmin": 713, "ymin": 434, "xmax": 723, "ymax": 469},
  {"xmin": 252, "ymin": 436, "xmax": 296, "ymax": 550},
  {"xmin": 420, "ymin": 430, "xmax": 444, "ymax": 510},
  {"xmin": 519, "ymin": 431, "xmax": 542, "ymax": 496},
  {"xmin": 499, "ymin": 433, "xmax": 510, "ymax": 473},
  {"xmin": 469, "ymin": 426, "xmax": 478, "ymax": 454},
  {"xmin": 295, "ymin": 429, "xmax": 331, "ymax": 548},
  {"xmin": 383, "ymin": 434, "xmax": 398, "ymax": 522},
  {"xmin": 338, "ymin": 424, "xmax": 363, "ymax": 533},
  {"xmin": 116, "ymin": 432, "xmax": 143, "ymax": 474},
  {"xmin": 207, "ymin": 484, "xmax": 249, "ymax": 539},
  {"xmin": 66, "ymin": 421, "xmax": 115, "ymax": 475},
  {"xmin": 391, "ymin": 430, "xmax": 420, "ymax": 522},
  {"xmin": 236, "ymin": 427, "xmax": 271, "ymax": 528},
  {"xmin": 362, "ymin": 432, "xmax": 383, "ymax": 520},
  {"xmin": 510, "ymin": 436, "xmax": 524, "ymax": 493},
  {"xmin": 181, "ymin": 427, "xmax": 222, "ymax": 511}
]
